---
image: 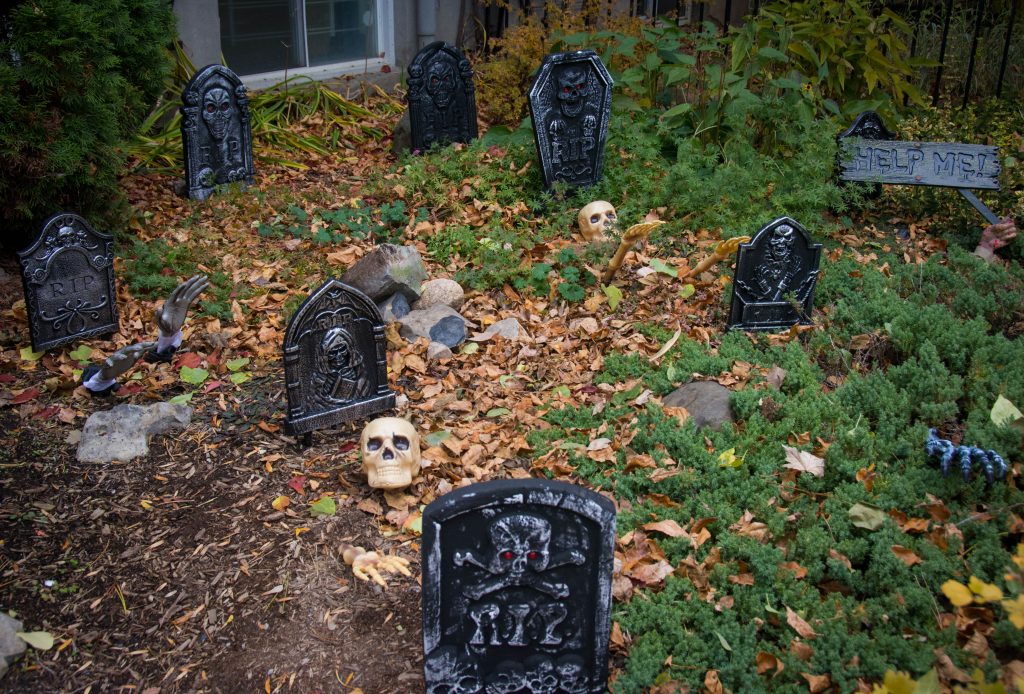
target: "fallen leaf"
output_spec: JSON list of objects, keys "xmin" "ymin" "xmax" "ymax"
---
[
  {"xmin": 271, "ymin": 495, "xmax": 290, "ymax": 511},
  {"xmin": 785, "ymin": 606, "xmax": 817, "ymax": 638},
  {"xmin": 848, "ymin": 503, "xmax": 886, "ymax": 530},
  {"xmin": 890, "ymin": 545, "xmax": 922, "ymax": 567},
  {"xmin": 642, "ymin": 519, "xmax": 687, "ymax": 537},
  {"xmin": 941, "ymin": 579, "xmax": 973, "ymax": 607},
  {"xmin": 801, "ymin": 672, "xmax": 831, "ymax": 693},
  {"xmin": 782, "ymin": 445, "xmax": 824, "ymax": 477},
  {"xmin": 16, "ymin": 631, "xmax": 54, "ymax": 650},
  {"xmin": 991, "ymin": 394, "xmax": 1024, "ymax": 430}
]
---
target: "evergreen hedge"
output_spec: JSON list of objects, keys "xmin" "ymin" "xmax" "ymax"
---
[{"xmin": 0, "ymin": 0, "xmax": 175, "ymax": 246}]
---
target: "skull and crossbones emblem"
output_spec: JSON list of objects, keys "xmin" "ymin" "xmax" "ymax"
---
[{"xmin": 454, "ymin": 514, "xmax": 585, "ymax": 600}]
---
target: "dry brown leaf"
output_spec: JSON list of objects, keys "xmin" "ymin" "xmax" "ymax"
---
[
  {"xmin": 643, "ymin": 519, "xmax": 688, "ymax": 538},
  {"xmin": 790, "ymin": 638, "xmax": 814, "ymax": 661},
  {"xmin": 729, "ymin": 511, "xmax": 771, "ymax": 542},
  {"xmin": 890, "ymin": 545, "xmax": 922, "ymax": 567},
  {"xmin": 626, "ymin": 559, "xmax": 674, "ymax": 586},
  {"xmin": 801, "ymin": 672, "xmax": 831, "ymax": 693},
  {"xmin": 756, "ymin": 651, "xmax": 784, "ymax": 677},
  {"xmin": 703, "ymin": 669, "xmax": 724, "ymax": 694},
  {"xmin": 785, "ymin": 607, "xmax": 817, "ymax": 639},
  {"xmin": 782, "ymin": 445, "xmax": 825, "ymax": 477}
]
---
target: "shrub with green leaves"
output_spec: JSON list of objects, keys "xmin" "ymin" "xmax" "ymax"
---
[{"xmin": 0, "ymin": 0, "xmax": 175, "ymax": 245}]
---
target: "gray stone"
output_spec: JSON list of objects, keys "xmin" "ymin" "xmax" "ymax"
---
[
  {"xmin": 662, "ymin": 381, "xmax": 734, "ymax": 431},
  {"xmin": 412, "ymin": 278, "xmax": 464, "ymax": 311},
  {"xmin": 77, "ymin": 402, "xmax": 193, "ymax": 463},
  {"xmin": 0, "ymin": 612, "xmax": 26, "ymax": 680},
  {"xmin": 378, "ymin": 293, "xmax": 411, "ymax": 323},
  {"xmin": 392, "ymin": 110, "xmax": 412, "ymax": 156},
  {"xmin": 398, "ymin": 305, "xmax": 467, "ymax": 348},
  {"xmin": 426, "ymin": 341, "xmax": 453, "ymax": 362},
  {"xmin": 472, "ymin": 317, "xmax": 525, "ymax": 341},
  {"xmin": 341, "ymin": 244, "xmax": 427, "ymax": 302}
]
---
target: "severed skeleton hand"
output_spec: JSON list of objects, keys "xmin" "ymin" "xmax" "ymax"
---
[
  {"xmin": 82, "ymin": 342, "xmax": 157, "ymax": 395},
  {"xmin": 148, "ymin": 275, "xmax": 209, "ymax": 362},
  {"xmin": 341, "ymin": 544, "xmax": 412, "ymax": 588}
]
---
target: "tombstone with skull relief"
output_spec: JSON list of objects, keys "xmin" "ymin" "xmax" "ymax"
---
[
  {"xmin": 528, "ymin": 50, "xmax": 613, "ymax": 190},
  {"xmin": 577, "ymin": 200, "xmax": 617, "ymax": 242},
  {"xmin": 407, "ymin": 41, "xmax": 478, "ymax": 152},
  {"xmin": 360, "ymin": 417, "xmax": 421, "ymax": 489},
  {"xmin": 422, "ymin": 479, "xmax": 615, "ymax": 693},
  {"xmin": 18, "ymin": 213, "xmax": 118, "ymax": 351},
  {"xmin": 180, "ymin": 64, "xmax": 256, "ymax": 201},
  {"xmin": 283, "ymin": 279, "xmax": 395, "ymax": 444},
  {"xmin": 728, "ymin": 216, "xmax": 822, "ymax": 331}
]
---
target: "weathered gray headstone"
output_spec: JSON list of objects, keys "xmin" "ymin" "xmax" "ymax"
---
[
  {"xmin": 77, "ymin": 402, "xmax": 192, "ymax": 463},
  {"xmin": 407, "ymin": 41, "xmax": 478, "ymax": 152},
  {"xmin": 728, "ymin": 217, "xmax": 822, "ymax": 332},
  {"xmin": 17, "ymin": 213, "xmax": 118, "ymax": 352},
  {"xmin": 181, "ymin": 64, "xmax": 256, "ymax": 200},
  {"xmin": 422, "ymin": 478, "xmax": 616, "ymax": 693},
  {"xmin": 528, "ymin": 50, "xmax": 613, "ymax": 190},
  {"xmin": 283, "ymin": 279, "xmax": 394, "ymax": 442}
]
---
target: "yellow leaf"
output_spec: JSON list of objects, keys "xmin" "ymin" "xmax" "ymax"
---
[
  {"xmin": 968, "ymin": 575, "xmax": 1004, "ymax": 603},
  {"xmin": 1003, "ymin": 594, "xmax": 1024, "ymax": 629},
  {"xmin": 139, "ymin": 500, "xmax": 152, "ymax": 510},
  {"xmin": 941, "ymin": 579, "xmax": 973, "ymax": 607},
  {"xmin": 881, "ymin": 670, "xmax": 917, "ymax": 694},
  {"xmin": 294, "ymin": 527, "xmax": 310, "ymax": 538},
  {"xmin": 717, "ymin": 448, "xmax": 743, "ymax": 468},
  {"xmin": 272, "ymin": 495, "xmax": 290, "ymax": 511}
]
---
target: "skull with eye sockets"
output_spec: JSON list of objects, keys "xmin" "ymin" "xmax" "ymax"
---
[
  {"xmin": 360, "ymin": 417, "xmax": 421, "ymax": 489},
  {"xmin": 578, "ymin": 200, "xmax": 617, "ymax": 242}
]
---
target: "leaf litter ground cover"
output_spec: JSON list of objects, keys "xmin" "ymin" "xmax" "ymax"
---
[{"xmin": 1, "ymin": 91, "xmax": 1023, "ymax": 693}]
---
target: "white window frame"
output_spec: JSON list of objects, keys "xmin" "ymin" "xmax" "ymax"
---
[{"xmin": 235, "ymin": 0, "xmax": 394, "ymax": 89}]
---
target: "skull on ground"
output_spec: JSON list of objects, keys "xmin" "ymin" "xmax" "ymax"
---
[
  {"xmin": 360, "ymin": 417, "xmax": 421, "ymax": 489},
  {"xmin": 578, "ymin": 200, "xmax": 617, "ymax": 241}
]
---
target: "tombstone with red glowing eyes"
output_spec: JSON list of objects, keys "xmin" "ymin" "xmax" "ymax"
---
[{"xmin": 421, "ymin": 479, "xmax": 616, "ymax": 693}]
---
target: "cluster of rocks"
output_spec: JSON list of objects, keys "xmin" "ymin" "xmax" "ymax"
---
[{"xmin": 341, "ymin": 244, "xmax": 472, "ymax": 360}]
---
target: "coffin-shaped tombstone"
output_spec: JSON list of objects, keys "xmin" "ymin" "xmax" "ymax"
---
[
  {"xmin": 18, "ymin": 213, "xmax": 118, "ymax": 351},
  {"xmin": 408, "ymin": 41, "xmax": 478, "ymax": 152},
  {"xmin": 180, "ymin": 64, "xmax": 256, "ymax": 201},
  {"xmin": 422, "ymin": 479, "xmax": 616, "ymax": 694},
  {"xmin": 728, "ymin": 217, "xmax": 822, "ymax": 332},
  {"xmin": 528, "ymin": 50, "xmax": 613, "ymax": 190},
  {"xmin": 283, "ymin": 279, "xmax": 395, "ymax": 440}
]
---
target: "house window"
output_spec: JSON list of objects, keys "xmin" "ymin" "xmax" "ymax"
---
[{"xmin": 218, "ymin": 0, "xmax": 386, "ymax": 79}]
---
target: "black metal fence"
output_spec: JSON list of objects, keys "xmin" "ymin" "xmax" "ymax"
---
[{"xmin": 481, "ymin": 0, "xmax": 1022, "ymax": 107}]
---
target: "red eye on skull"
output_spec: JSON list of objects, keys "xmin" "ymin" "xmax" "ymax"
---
[
  {"xmin": 576, "ymin": 83, "xmax": 584, "ymax": 89},
  {"xmin": 206, "ymin": 105, "xmax": 215, "ymax": 113},
  {"xmin": 527, "ymin": 551, "xmax": 539, "ymax": 560},
  {"xmin": 220, "ymin": 103, "xmax": 229, "ymax": 111},
  {"xmin": 501, "ymin": 551, "xmax": 514, "ymax": 560}
]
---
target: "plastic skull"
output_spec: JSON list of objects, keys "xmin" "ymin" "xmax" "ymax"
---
[
  {"xmin": 557, "ymin": 66, "xmax": 589, "ymax": 118},
  {"xmin": 360, "ymin": 417, "xmax": 421, "ymax": 489},
  {"xmin": 523, "ymin": 657, "xmax": 559, "ymax": 694},
  {"xmin": 202, "ymin": 87, "xmax": 233, "ymax": 141},
  {"xmin": 578, "ymin": 200, "xmax": 617, "ymax": 241}
]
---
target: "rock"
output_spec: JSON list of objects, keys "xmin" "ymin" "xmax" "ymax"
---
[
  {"xmin": 426, "ymin": 341, "xmax": 453, "ymax": 362},
  {"xmin": 662, "ymin": 381, "xmax": 734, "ymax": 431},
  {"xmin": 77, "ymin": 402, "xmax": 193, "ymax": 463},
  {"xmin": 399, "ymin": 305, "xmax": 467, "ymax": 348},
  {"xmin": 391, "ymin": 110, "xmax": 412, "ymax": 156},
  {"xmin": 413, "ymin": 278, "xmax": 465, "ymax": 311},
  {"xmin": 472, "ymin": 317, "xmax": 526, "ymax": 341},
  {"xmin": 0, "ymin": 612, "xmax": 26, "ymax": 680},
  {"xmin": 341, "ymin": 244, "xmax": 427, "ymax": 302},
  {"xmin": 377, "ymin": 293, "xmax": 411, "ymax": 322}
]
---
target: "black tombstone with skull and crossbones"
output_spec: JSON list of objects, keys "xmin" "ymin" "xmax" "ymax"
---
[{"xmin": 453, "ymin": 513, "xmax": 584, "ymax": 601}]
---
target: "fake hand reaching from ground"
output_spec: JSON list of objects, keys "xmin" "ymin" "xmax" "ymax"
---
[
  {"xmin": 341, "ymin": 545, "xmax": 412, "ymax": 588},
  {"xmin": 974, "ymin": 216, "xmax": 1017, "ymax": 262}
]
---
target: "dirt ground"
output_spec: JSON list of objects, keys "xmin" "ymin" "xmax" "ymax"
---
[{"xmin": 0, "ymin": 329, "xmax": 427, "ymax": 692}]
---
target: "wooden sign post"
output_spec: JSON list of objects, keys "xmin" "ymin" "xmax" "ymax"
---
[{"xmin": 838, "ymin": 112, "xmax": 1002, "ymax": 224}]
